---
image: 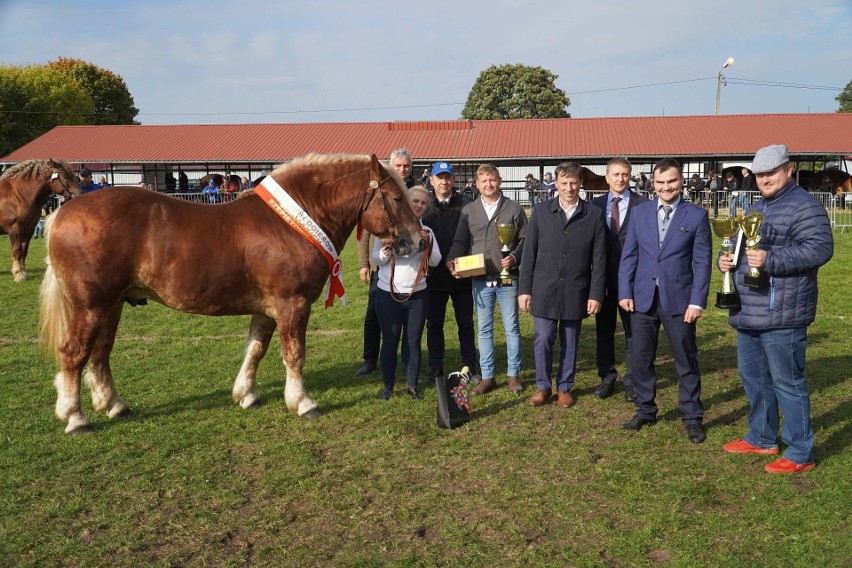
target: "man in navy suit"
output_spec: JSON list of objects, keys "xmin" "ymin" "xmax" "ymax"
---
[
  {"xmin": 591, "ymin": 158, "xmax": 649, "ymax": 401},
  {"xmin": 618, "ymin": 158, "xmax": 712, "ymax": 443}
]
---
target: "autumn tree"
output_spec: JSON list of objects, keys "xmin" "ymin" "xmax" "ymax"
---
[
  {"xmin": 836, "ymin": 78, "xmax": 852, "ymax": 113},
  {"xmin": 46, "ymin": 57, "xmax": 139, "ymax": 125},
  {"xmin": 0, "ymin": 65, "xmax": 92, "ymax": 156},
  {"xmin": 461, "ymin": 64, "xmax": 571, "ymax": 120}
]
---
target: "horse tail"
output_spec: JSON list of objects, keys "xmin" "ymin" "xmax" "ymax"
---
[{"xmin": 39, "ymin": 241, "xmax": 70, "ymax": 363}]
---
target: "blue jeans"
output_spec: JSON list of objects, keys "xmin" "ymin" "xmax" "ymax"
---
[
  {"xmin": 472, "ymin": 278, "xmax": 521, "ymax": 379},
  {"xmin": 737, "ymin": 328, "xmax": 813, "ymax": 464}
]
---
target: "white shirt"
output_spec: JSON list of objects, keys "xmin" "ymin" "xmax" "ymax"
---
[{"xmin": 371, "ymin": 223, "xmax": 442, "ymax": 294}]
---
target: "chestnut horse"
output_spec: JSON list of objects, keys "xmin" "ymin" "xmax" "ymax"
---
[
  {"xmin": 0, "ymin": 159, "xmax": 79, "ymax": 282},
  {"xmin": 40, "ymin": 153, "xmax": 424, "ymax": 434}
]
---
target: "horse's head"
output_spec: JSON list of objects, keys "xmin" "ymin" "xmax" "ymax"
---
[
  {"xmin": 47, "ymin": 158, "xmax": 81, "ymax": 199},
  {"xmin": 360, "ymin": 155, "xmax": 424, "ymax": 256}
]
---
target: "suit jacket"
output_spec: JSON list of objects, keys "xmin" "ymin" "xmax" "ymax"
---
[
  {"xmin": 618, "ymin": 198, "xmax": 712, "ymax": 315},
  {"xmin": 591, "ymin": 190, "xmax": 649, "ymax": 296},
  {"xmin": 519, "ymin": 199, "xmax": 606, "ymax": 320}
]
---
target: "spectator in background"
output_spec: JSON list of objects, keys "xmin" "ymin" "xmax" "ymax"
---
[
  {"xmin": 178, "ymin": 170, "xmax": 189, "ymax": 192},
  {"xmin": 164, "ymin": 172, "xmax": 176, "ymax": 193},
  {"xmin": 97, "ymin": 175, "xmax": 111, "ymax": 189},
  {"xmin": 525, "ymin": 173, "xmax": 541, "ymax": 208},
  {"xmin": 738, "ymin": 167, "xmax": 753, "ymax": 212},
  {"xmin": 708, "ymin": 171, "xmax": 721, "ymax": 216},
  {"xmin": 202, "ymin": 178, "xmax": 220, "ymax": 203},
  {"xmin": 240, "ymin": 176, "xmax": 253, "ymax": 192},
  {"xmin": 687, "ymin": 174, "xmax": 705, "ymax": 204},
  {"xmin": 541, "ymin": 172, "xmax": 556, "ymax": 200},
  {"xmin": 723, "ymin": 171, "xmax": 739, "ymax": 217},
  {"xmin": 633, "ymin": 172, "xmax": 650, "ymax": 193},
  {"xmin": 79, "ymin": 168, "xmax": 100, "ymax": 193}
]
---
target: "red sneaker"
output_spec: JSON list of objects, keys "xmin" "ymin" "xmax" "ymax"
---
[
  {"xmin": 764, "ymin": 458, "xmax": 815, "ymax": 474},
  {"xmin": 722, "ymin": 438, "xmax": 779, "ymax": 455}
]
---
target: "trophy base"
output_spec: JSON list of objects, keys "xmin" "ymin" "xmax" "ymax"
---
[
  {"xmin": 715, "ymin": 292, "xmax": 741, "ymax": 310},
  {"xmin": 499, "ymin": 276, "xmax": 514, "ymax": 287},
  {"xmin": 743, "ymin": 273, "xmax": 769, "ymax": 289}
]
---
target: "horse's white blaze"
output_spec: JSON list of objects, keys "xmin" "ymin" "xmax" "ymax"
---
[{"xmin": 232, "ymin": 337, "xmax": 265, "ymax": 407}]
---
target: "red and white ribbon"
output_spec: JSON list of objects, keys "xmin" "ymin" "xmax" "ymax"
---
[{"xmin": 256, "ymin": 176, "xmax": 345, "ymax": 308}]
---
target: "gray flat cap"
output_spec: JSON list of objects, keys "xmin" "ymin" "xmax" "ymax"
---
[{"xmin": 751, "ymin": 144, "xmax": 789, "ymax": 174}]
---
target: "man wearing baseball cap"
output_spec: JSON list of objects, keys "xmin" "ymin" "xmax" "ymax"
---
[
  {"xmin": 78, "ymin": 168, "xmax": 100, "ymax": 193},
  {"xmin": 718, "ymin": 144, "xmax": 833, "ymax": 474},
  {"xmin": 422, "ymin": 162, "xmax": 478, "ymax": 382}
]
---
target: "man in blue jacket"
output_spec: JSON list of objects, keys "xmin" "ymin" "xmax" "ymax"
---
[
  {"xmin": 618, "ymin": 158, "xmax": 712, "ymax": 443},
  {"xmin": 718, "ymin": 144, "xmax": 833, "ymax": 474}
]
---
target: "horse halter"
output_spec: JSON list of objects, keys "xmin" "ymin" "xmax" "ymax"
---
[
  {"xmin": 49, "ymin": 170, "xmax": 75, "ymax": 199},
  {"xmin": 359, "ymin": 172, "xmax": 400, "ymax": 242}
]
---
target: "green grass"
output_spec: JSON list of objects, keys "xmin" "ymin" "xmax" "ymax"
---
[{"xmin": 0, "ymin": 231, "xmax": 849, "ymax": 567}]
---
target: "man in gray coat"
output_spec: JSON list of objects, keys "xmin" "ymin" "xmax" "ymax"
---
[
  {"xmin": 447, "ymin": 164, "xmax": 527, "ymax": 395},
  {"xmin": 718, "ymin": 144, "xmax": 833, "ymax": 474}
]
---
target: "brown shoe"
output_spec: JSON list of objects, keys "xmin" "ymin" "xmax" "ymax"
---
[
  {"xmin": 472, "ymin": 378, "xmax": 496, "ymax": 396},
  {"xmin": 528, "ymin": 389, "xmax": 552, "ymax": 406},
  {"xmin": 556, "ymin": 391, "xmax": 575, "ymax": 408},
  {"xmin": 507, "ymin": 376, "xmax": 524, "ymax": 394}
]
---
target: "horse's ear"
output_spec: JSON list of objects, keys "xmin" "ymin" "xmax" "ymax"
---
[{"xmin": 369, "ymin": 154, "xmax": 382, "ymax": 177}]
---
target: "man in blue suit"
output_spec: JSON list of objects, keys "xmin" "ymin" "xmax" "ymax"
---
[{"xmin": 618, "ymin": 158, "xmax": 712, "ymax": 443}]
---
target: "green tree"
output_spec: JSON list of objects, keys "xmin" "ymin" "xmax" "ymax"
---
[
  {"xmin": 47, "ymin": 57, "xmax": 139, "ymax": 125},
  {"xmin": 836, "ymin": 78, "xmax": 852, "ymax": 113},
  {"xmin": 461, "ymin": 64, "xmax": 571, "ymax": 120},
  {"xmin": 0, "ymin": 64, "xmax": 92, "ymax": 156}
]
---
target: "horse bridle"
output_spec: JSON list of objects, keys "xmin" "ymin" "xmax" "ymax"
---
[
  {"xmin": 359, "ymin": 171, "xmax": 400, "ymax": 242},
  {"xmin": 49, "ymin": 170, "xmax": 76, "ymax": 199}
]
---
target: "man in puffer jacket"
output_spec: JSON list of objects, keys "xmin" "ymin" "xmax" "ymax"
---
[{"xmin": 718, "ymin": 144, "xmax": 833, "ymax": 475}]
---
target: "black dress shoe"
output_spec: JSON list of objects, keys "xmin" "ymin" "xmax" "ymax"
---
[
  {"xmin": 425, "ymin": 367, "xmax": 443, "ymax": 384},
  {"xmin": 407, "ymin": 386, "xmax": 424, "ymax": 400},
  {"xmin": 378, "ymin": 387, "xmax": 393, "ymax": 400},
  {"xmin": 686, "ymin": 424, "xmax": 706, "ymax": 444},
  {"xmin": 594, "ymin": 379, "xmax": 616, "ymax": 399},
  {"xmin": 624, "ymin": 383, "xmax": 637, "ymax": 403},
  {"xmin": 620, "ymin": 414, "xmax": 657, "ymax": 430},
  {"xmin": 356, "ymin": 361, "xmax": 376, "ymax": 376}
]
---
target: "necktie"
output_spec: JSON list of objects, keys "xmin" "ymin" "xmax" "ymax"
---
[
  {"xmin": 663, "ymin": 205, "xmax": 672, "ymax": 224},
  {"xmin": 610, "ymin": 196, "xmax": 621, "ymax": 236},
  {"xmin": 439, "ymin": 200, "xmax": 448, "ymax": 210},
  {"xmin": 659, "ymin": 205, "xmax": 673, "ymax": 247}
]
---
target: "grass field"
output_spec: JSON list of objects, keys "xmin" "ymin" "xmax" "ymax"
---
[{"xmin": 0, "ymin": 231, "xmax": 849, "ymax": 567}]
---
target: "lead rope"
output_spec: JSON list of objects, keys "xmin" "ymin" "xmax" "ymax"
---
[{"xmin": 388, "ymin": 232, "xmax": 432, "ymax": 303}]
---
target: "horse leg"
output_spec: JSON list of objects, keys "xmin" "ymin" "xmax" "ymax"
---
[
  {"xmin": 232, "ymin": 313, "xmax": 277, "ymax": 409},
  {"xmin": 55, "ymin": 309, "xmax": 105, "ymax": 434},
  {"xmin": 277, "ymin": 298, "xmax": 321, "ymax": 419},
  {"xmin": 86, "ymin": 303, "xmax": 130, "ymax": 419},
  {"xmin": 9, "ymin": 227, "xmax": 26, "ymax": 282}
]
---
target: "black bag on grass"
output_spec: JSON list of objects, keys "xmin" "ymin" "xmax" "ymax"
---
[{"xmin": 436, "ymin": 367, "xmax": 472, "ymax": 429}]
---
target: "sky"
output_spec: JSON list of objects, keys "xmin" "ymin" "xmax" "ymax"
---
[{"xmin": 1, "ymin": 0, "xmax": 850, "ymax": 125}]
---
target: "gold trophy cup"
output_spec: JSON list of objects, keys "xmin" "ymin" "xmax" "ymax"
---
[
  {"xmin": 496, "ymin": 218, "xmax": 518, "ymax": 286},
  {"xmin": 711, "ymin": 217, "xmax": 741, "ymax": 309},
  {"xmin": 739, "ymin": 211, "xmax": 769, "ymax": 288}
]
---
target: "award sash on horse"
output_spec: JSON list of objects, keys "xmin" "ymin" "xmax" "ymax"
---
[{"xmin": 256, "ymin": 176, "xmax": 345, "ymax": 307}]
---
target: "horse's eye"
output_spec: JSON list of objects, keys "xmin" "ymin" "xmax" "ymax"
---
[{"xmin": 394, "ymin": 196, "xmax": 402, "ymax": 202}]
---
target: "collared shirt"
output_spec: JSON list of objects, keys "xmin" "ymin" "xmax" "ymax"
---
[
  {"xmin": 481, "ymin": 196, "xmax": 500, "ymax": 221},
  {"xmin": 559, "ymin": 199, "xmax": 579, "ymax": 222},
  {"xmin": 606, "ymin": 191, "xmax": 629, "ymax": 231}
]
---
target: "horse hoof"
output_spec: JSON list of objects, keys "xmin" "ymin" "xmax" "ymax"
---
[
  {"xmin": 67, "ymin": 424, "xmax": 93, "ymax": 436},
  {"xmin": 301, "ymin": 408, "xmax": 322, "ymax": 419},
  {"xmin": 110, "ymin": 406, "xmax": 131, "ymax": 419},
  {"xmin": 246, "ymin": 398, "xmax": 263, "ymax": 409}
]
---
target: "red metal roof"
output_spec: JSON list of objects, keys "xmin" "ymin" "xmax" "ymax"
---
[{"xmin": 3, "ymin": 114, "xmax": 851, "ymax": 165}]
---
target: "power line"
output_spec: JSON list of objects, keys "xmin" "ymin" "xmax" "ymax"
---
[{"xmin": 1, "ymin": 76, "xmax": 845, "ymax": 118}]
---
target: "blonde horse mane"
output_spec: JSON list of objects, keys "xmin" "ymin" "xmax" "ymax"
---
[{"xmin": 0, "ymin": 158, "xmax": 72, "ymax": 182}]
